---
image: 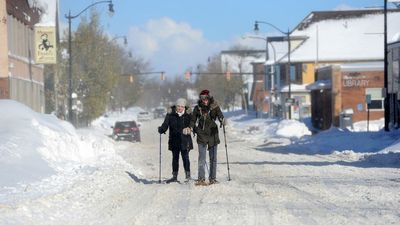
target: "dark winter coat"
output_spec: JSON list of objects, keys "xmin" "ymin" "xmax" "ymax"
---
[
  {"xmin": 159, "ymin": 106, "xmax": 193, "ymax": 151},
  {"xmin": 190, "ymin": 97, "xmax": 224, "ymax": 148}
]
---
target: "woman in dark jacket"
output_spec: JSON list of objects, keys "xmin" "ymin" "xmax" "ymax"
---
[
  {"xmin": 190, "ymin": 90, "xmax": 225, "ymax": 185},
  {"xmin": 158, "ymin": 98, "xmax": 193, "ymax": 183}
]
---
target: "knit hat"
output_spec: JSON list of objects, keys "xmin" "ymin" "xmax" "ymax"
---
[
  {"xmin": 199, "ymin": 89, "xmax": 210, "ymax": 100},
  {"xmin": 200, "ymin": 89, "xmax": 209, "ymax": 96},
  {"xmin": 176, "ymin": 98, "xmax": 187, "ymax": 107}
]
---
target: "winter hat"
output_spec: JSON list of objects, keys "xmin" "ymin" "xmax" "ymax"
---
[
  {"xmin": 199, "ymin": 89, "xmax": 210, "ymax": 99},
  {"xmin": 176, "ymin": 98, "xmax": 187, "ymax": 107}
]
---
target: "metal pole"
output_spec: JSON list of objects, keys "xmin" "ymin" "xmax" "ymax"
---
[
  {"xmin": 270, "ymin": 63, "xmax": 275, "ymax": 118},
  {"xmin": 287, "ymin": 29, "xmax": 292, "ymax": 120},
  {"xmin": 270, "ymin": 42, "xmax": 276, "ymax": 118},
  {"xmin": 67, "ymin": 11, "xmax": 73, "ymax": 124},
  {"xmin": 265, "ymin": 39, "xmax": 271, "ymax": 118},
  {"xmin": 367, "ymin": 105, "xmax": 370, "ymax": 132},
  {"xmin": 223, "ymin": 125, "xmax": 231, "ymax": 181},
  {"xmin": 159, "ymin": 133, "xmax": 162, "ymax": 183},
  {"xmin": 384, "ymin": 0, "xmax": 389, "ymax": 131}
]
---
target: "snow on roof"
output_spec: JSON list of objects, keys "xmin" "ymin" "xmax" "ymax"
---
[
  {"xmin": 340, "ymin": 61, "xmax": 383, "ymax": 71},
  {"xmin": 283, "ymin": 10, "xmax": 400, "ymax": 63}
]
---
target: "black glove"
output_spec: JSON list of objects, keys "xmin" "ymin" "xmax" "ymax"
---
[
  {"xmin": 158, "ymin": 126, "xmax": 163, "ymax": 134},
  {"xmin": 220, "ymin": 118, "xmax": 226, "ymax": 128}
]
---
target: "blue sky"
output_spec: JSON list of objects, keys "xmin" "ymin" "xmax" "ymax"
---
[{"xmin": 58, "ymin": 0, "xmax": 386, "ymax": 76}]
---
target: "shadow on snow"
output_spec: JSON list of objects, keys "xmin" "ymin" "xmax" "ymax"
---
[
  {"xmin": 224, "ymin": 151, "xmax": 400, "ymax": 169},
  {"xmin": 125, "ymin": 171, "xmax": 160, "ymax": 184}
]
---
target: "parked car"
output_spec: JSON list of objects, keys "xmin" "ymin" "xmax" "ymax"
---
[
  {"xmin": 153, "ymin": 106, "xmax": 166, "ymax": 119},
  {"xmin": 137, "ymin": 111, "xmax": 152, "ymax": 121},
  {"xmin": 111, "ymin": 121, "xmax": 141, "ymax": 142}
]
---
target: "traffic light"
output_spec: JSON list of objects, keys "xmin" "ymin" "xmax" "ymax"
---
[
  {"xmin": 225, "ymin": 70, "xmax": 231, "ymax": 81},
  {"xmin": 185, "ymin": 71, "xmax": 191, "ymax": 80},
  {"xmin": 160, "ymin": 72, "xmax": 165, "ymax": 80}
]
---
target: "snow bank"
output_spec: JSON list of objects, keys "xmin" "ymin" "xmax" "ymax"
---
[{"xmin": 0, "ymin": 100, "xmax": 121, "ymax": 187}]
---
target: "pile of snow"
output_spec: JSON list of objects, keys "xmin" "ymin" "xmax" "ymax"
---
[
  {"xmin": 0, "ymin": 100, "xmax": 130, "ymax": 202},
  {"xmin": 228, "ymin": 112, "xmax": 400, "ymax": 166},
  {"xmin": 227, "ymin": 114, "xmax": 312, "ymax": 143},
  {"xmin": 275, "ymin": 119, "xmax": 312, "ymax": 138}
]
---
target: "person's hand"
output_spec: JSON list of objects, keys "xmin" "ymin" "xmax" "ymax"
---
[
  {"xmin": 158, "ymin": 126, "xmax": 163, "ymax": 134},
  {"xmin": 220, "ymin": 118, "xmax": 227, "ymax": 127},
  {"xmin": 182, "ymin": 127, "xmax": 191, "ymax": 135}
]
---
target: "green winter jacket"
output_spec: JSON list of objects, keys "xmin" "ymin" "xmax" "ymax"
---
[{"xmin": 190, "ymin": 97, "xmax": 224, "ymax": 148}]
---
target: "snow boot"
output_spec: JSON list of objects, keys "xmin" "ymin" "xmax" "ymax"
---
[
  {"xmin": 209, "ymin": 179, "xmax": 219, "ymax": 185},
  {"xmin": 195, "ymin": 178, "xmax": 207, "ymax": 186},
  {"xmin": 185, "ymin": 171, "xmax": 191, "ymax": 180},
  {"xmin": 166, "ymin": 172, "xmax": 178, "ymax": 183}
]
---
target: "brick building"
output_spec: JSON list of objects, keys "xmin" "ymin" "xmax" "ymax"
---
[
  {"xmin": 0, "ymin": 0, "xmax": 44, "ymax": 112},
  {"xmin": 308, "ymin": 63, "xmax": 384, "ymax": 130}
]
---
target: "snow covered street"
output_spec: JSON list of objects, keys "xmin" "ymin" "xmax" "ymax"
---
[
  {"xmin": 114, "ymin": 117, "xmax": 400, "ymax": 225},
  {"xmin": 1, "ymin": 101, "xmax": 399, "ymax": 225}
]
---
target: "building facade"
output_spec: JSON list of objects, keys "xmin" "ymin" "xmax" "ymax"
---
[
  {"xmin": 0, "ymin": 0, "xmax": 44, "ymax": 112},
  {"xmin": 308, "ymin": 63, "xmax": 384, "ymax": 130}
]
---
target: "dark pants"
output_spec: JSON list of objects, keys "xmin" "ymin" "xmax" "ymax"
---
[{"xmin": 172, "ymin": 149, "xmax": 190, "ymax": 173}]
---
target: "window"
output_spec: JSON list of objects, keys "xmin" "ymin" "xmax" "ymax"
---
[{"xmin": 366, "ymin": 88, "xmax": 384, "ymax": 111}]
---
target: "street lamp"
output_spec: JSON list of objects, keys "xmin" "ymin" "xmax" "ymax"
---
[
  {"xmin": 254, "ymin": 20, "xmax": 293, "ymax": 119},
  {"xmin": 65, "ymin": 0, "xmax": 114, "ymax": 125}
]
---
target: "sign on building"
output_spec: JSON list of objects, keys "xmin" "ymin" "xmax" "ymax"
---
[{"xmin": 34, "ymin": 26, "xmax": 57, "ymax": 64}]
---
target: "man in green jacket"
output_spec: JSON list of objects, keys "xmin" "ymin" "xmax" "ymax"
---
[{"xmin": 190, "ymin": 90, "xmax": 225, "ymax": 185}]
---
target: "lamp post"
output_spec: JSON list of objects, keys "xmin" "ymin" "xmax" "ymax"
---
[
  {"xmin": 254, "ymin": 21, "xmax": 293, "ymax": 119},
  {"xmin": 384, "ymin": 0, "xmax": 389, "ymax": 131},
  {"xmin": 65, "ymin": 0, "xmax": 114, "ymax": 125}
]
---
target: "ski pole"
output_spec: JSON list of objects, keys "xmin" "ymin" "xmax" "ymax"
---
[
  {"xmin": 223, "ymin": 124, "xmax": 231, "ymax": 181},
  {"xmin": 159, "ymin": 133, "xmax": 162, "ymax": 184}
]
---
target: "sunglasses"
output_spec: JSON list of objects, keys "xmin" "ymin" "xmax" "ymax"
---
[{"xmin": 200, "ymin": 95, "xmax": 209, "ymax": 100}]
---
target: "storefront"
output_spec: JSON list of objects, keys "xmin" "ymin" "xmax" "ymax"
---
[{"xmin": 308, "ymin": 62, "xmax": 384, "ymax": 130}]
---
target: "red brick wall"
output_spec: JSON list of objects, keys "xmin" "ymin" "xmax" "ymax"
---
[{"xmin": 339, "ymin": 70, "xmax": 384, "ymax": 123}]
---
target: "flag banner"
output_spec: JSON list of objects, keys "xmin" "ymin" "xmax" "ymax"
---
[{"xmin": 34, "ymin": 26, "xmax": 57, "ymax": 64}]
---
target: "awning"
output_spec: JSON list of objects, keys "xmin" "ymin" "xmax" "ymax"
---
[{"xmin": 306, "ymin": 80, "xmax": 332, "ymax": 90}]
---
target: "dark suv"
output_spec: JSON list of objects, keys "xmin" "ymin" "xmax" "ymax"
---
[{"xmin": 111, "ymin": 121, "xmax": 141, "ymax": 142}]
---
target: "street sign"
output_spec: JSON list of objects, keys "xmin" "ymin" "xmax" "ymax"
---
[{"xmin": 285, "ymin": 98, "xmax": 295, "ymax": 104}]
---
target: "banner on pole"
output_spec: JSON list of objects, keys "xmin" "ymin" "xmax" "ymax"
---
[{"xmin": 34, "ymin": 26, "xmax": 57, "ymax": 64}]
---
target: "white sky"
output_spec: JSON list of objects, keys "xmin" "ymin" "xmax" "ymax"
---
[{"xmin": 1, "ymin": 99, "xmax": 399, "ymax": 224}]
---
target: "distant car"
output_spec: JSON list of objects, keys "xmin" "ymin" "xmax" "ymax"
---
[
  {"xmin": 137, "ymin": 111, "xmax": 152, "ymax": 121},
  {"xmin": 153, "ymin": 107, "xmax": 167, "ymax": 119},
  {"xmin": 111, "ymin": 121, "xmax": 141, "ymax": 142}
]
